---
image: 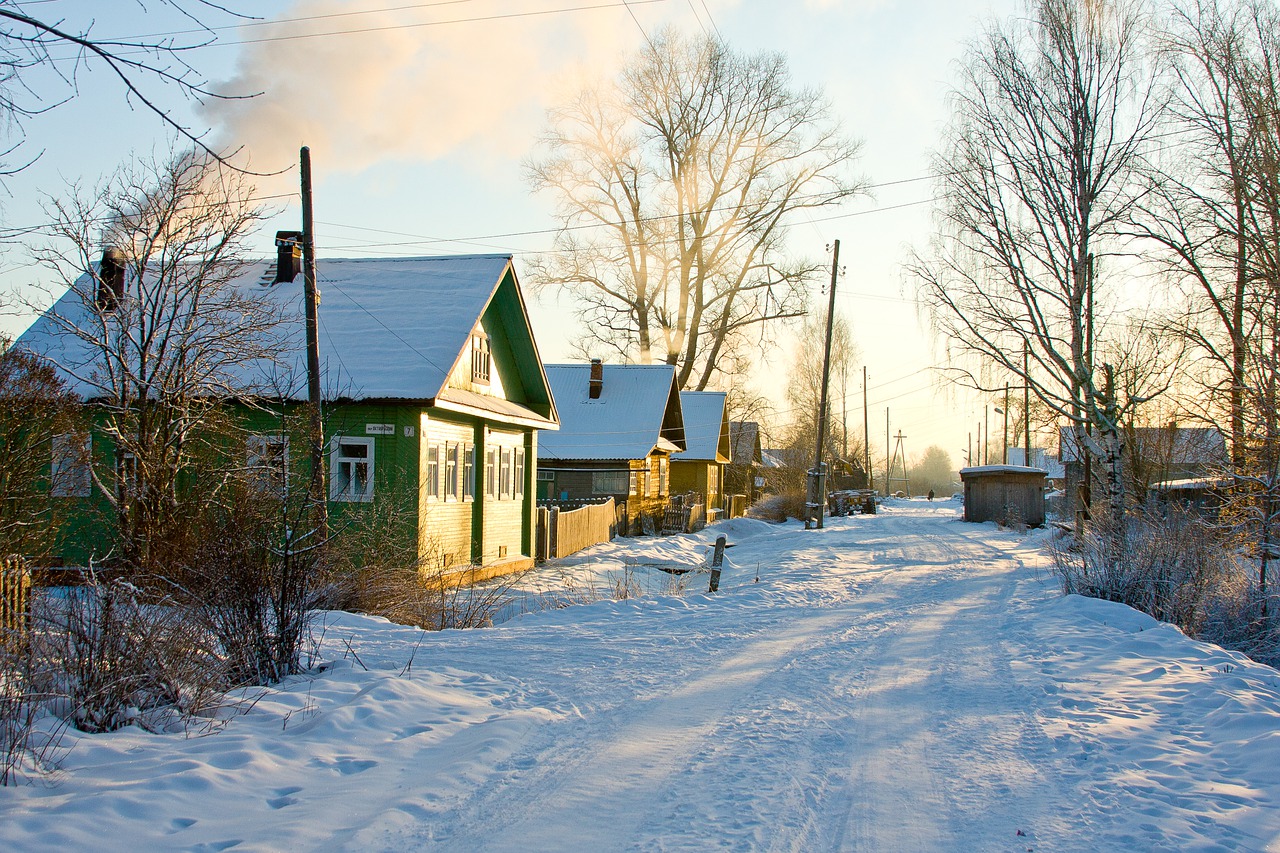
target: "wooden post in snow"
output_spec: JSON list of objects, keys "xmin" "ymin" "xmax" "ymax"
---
[{"xmin": 708, "ymin": 535, "xmax": 727, "ymax": 593}]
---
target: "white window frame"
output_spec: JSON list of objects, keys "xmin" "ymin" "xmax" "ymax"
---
[
  {"xmin": 247, "ymin": 434, "xmax": 290, "ymax": 499},
  {"xmin": 117, "ymin": 450, "xmax": 138, "ymax": 501},
  {"xmin": 330, "ymin": 436, "xmax": 375, "ymax": 503},
  {"xmin": 500, "ymin": 447, "xmax": 512, "ymax": 498},
  {"xmin": 51, "ymin": 433, "xmax": 92, "ymax": 498},
  {"xmin": 513, "ymin": 446, "xmax": 525, "ymax": 499},
  {"xmin": 445, "ymin": 442, "xmax": 459, "ymax": 500},
  {"xmin": 485, "ymin": 447, "xmax": 497, "ymax": 498},
  {"xmin": 463, "ymin": 442, "xmax": 475, "ymax": 501},
  {"xmin": 471, "ymin": 333, "xmax": 491, "ymax": 384},
  {"xmin": 426, "ymin": 443, "xmax": 441, "ymax": 500}
]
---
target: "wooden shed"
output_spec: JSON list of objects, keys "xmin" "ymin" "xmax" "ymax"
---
[{"xmin": 960, "ymin": 465, "xmax": 1047, "ymax": 527}]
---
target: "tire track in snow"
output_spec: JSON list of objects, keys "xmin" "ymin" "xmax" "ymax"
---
[{"xmin": 414, "ymin": 602, "xmax": 857, "ymax": 852}]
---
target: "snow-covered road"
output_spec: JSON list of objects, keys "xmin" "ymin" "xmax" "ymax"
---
[{"xmin": 5, "ymin": 501, "xmax": 1280, "ymax": 851}]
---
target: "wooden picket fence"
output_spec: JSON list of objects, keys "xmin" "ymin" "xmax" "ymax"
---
[
  {"xmin": 536, "ymin": 498, "xmax": 619, "ymax": 561},
  {"xmin": 0, "ymin": 555, "xmax": 31, "ymax": 645}
]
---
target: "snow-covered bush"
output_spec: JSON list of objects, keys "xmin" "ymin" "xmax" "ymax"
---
[
  {"xmin": 1051, "ymin": 505, "xmax": 1280, "ymax": 665},
  {"xmin": 28, "ymin": 578, "xmax": 226, "ymax": 734},
  {"xmin": 746, "ymin": 492, "xmax": 808, "ymax": 523},
  {"xmin": 1053, "ymin": 506, "xmax": 1239, "ymax": 634}
]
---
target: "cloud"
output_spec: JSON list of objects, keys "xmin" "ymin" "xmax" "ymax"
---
[{"xmin": 201, "ymin": 1, "xmax": 648, "ymax": 182}]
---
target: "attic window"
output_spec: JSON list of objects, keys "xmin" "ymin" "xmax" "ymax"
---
[{"xmin": 471, "ymin": 333, "xmax": 491, "ymax": 384}]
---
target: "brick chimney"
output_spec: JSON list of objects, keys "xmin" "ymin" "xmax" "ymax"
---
[
  {"xmin": 274, "ymin": 231, "xmax": 303, "ymax": 284},
  {"xmin": 96, "ymin": 248, "xmax": 126, "ymax": 311},
  {"xmin": 588, "ymin": 358, "xmax": 603, "ymax": 399}
]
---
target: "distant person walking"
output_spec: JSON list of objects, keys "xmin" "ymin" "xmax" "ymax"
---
[{"xmin": 927, "ymin": 489, "xmax": 935, "ymax": 501}]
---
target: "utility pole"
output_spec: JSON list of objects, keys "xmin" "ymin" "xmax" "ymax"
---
[
  {"xmin": 984, "ymin": 405, "xmax": 990, "ymax": 466},
  {"xmin": 888, "ymin": 430, "xmax": 910, "ymax": 497},
  {"xmin": 301, "ymin": 146, "xmax": 327, "ymax": 536},
  {"xmin": 885, "ymin": 408, "xmax": 891, "ymax": 498},
  {"xmin": 862, "ymin": 365, "xmax": 871, "ymax": 491},
  {"xmin": 1002, "ymin": 383, "xmax": 1009, "ymax": 465},
  {"xmin": 807, "ymin": 239, "xmax": 840, "ymax": 530},
  {"xmin": 1024, "ymin": 342, "xmax": 1031, "ymax": 465}
]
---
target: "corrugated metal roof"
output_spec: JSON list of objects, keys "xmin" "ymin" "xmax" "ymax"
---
[
  {"xmin": 539, "ymin": 363, "xmax": 682, "ymax": 461},
  {"xmin": 15, "ymin": 255, "xmax": 523, "ymax": 404},
  {"xmin": 674, "ymin": 392, "xmax": 728, "ymax": 462}
]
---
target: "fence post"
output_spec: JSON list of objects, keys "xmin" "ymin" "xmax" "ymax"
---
[
  {"xmin": 535, "ymin": 506, "xmax": 549, "ymax": 563},
  {"xmin": 548, "ymin": 506, "xmax": 560, "ymax": 559},
  {"xmin": 708, "ymin": 535, "xmax": 726, "ymax": 593},
  {"xmin": 1, "ymin": 555, "xmax": 31, "ymax": 645}
]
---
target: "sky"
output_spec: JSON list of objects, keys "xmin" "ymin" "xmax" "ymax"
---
[{"xmin": 0, "ymin": 0, "xmax": 1027, "ymax": 472}]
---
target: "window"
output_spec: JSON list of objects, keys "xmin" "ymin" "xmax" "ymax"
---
[
  {"xmin": 426, "ymin": 443, "xmax": 441, "ymax": 499},
  {"xmin": 659, "ymin": 456, "xmax": 669, "ymax": 495},
  {"xmin": 630, "ymin": 468, "xmax": 646, "ymax": 498},
  {"xmin": 593, "ymin": 470, "xmax": 628, "ymax": 494},
  {"xmin": 445, "ymin": 442, "xmax": 459, "ymax": 499},
  {"xmin": 247, "ymin": 435, "xmax": 290, "ymax": 498},
  {"xmin": 485, "ymin": 447, "xmax": 497, "ymax": 497},
  {"xmin": 117, "ymin": 451, "xmax": 138, "ymax": 501},
  {"xmin": 471, "ymin": 333, "xmax": 491, "ymax": 384},
  {"xmin": 463, "ymin": 443, "xmax": 475, "ymax": 500},
  {"xmin": 708, "ymin": 464, "xmax": 720, "ymax": 497},
  {"xmin": 51, "ymin": 433, "xmax": 91, "ymax": 497},
  {"xmin": 331, "ymin": 436, "xmax": 375, "ymax": 502},
  {"xmin": 500, "ymin": 447, "xmax": 512, "ymax": 498},
  {"xmin": 513, "ymin": 447, "xmax": 525, "ymax": 499}
]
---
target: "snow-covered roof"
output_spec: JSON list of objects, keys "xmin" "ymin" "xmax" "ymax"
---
[
  {"xmin": 673, "ymin": 392, "xmax": 728, "ymax": 463},
  {"xmin": 1059, "ymin": 425, "xmax": 1227, "ymax": 466},
  {"xmin": 959, "ymin": 465, "xmax": 1047, "ymax": 478},
  {"xmin": 1152, "ymin": 477, "xmax": 1231, "ymax": 491},
  {"xmin": 539, "ymin": 363, "xmax": 685, "ymax": 461},
  {"xmin": 1006, "ymin": 448, "xmax": 1065, "ymax": 479},
  {"xmin": 16, "ymin": 255, "xmax": 554, "ymax": 420}
]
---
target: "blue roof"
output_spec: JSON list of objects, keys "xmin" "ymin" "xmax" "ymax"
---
[
  {"xmin": 15, "ymin": 255, "xmax": 520, "ymax": 402},
  {"xmin": 539, "ymin": 363, "xmax": 684, "ymax": 461},
  {"xmin": 673, "ymin": 392, "xmax": 728, "ymax": 462}
]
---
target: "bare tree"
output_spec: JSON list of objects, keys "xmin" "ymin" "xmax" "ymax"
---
[
  {"xmin": 528, "ymin": 29, "xmax": 864, "ymax": 391},
  {"xmin": 1131, "ymin": 0, "xmax": 1277, "ymax": 471},
  {"xmin": 912, "ymin": 0, "xmax": 1165, "ymax": 565},
  {"xmin": 24, "ymin": 150, "xmax": 282, "ymax": 572},
  {"xmin": 783, "ymin": 313, "xmax": 865, "ymax": 479},
  {"xmin": 0, "ymin": 2, "xmax": 256, "ymax": 170},
  {"xmin": 1136, "ymin": 0, "xmax": 1280, "ymax": 607}
]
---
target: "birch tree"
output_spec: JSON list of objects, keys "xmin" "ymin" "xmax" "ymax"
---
[
  {"xmin": 1135, "ymin": 0, "xmax": 1280, "ymax": 606},
  {"xmin": 912, "ymin": 0, "xmax": 1164, "ymax": 566},
  {"xmin": 528, "ymin": 30, "xmax": 864, "ymax": 391}
]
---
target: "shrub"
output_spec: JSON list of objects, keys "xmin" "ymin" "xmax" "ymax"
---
[
  {"xmin": 746, "ymin": 492, "xmax": 808, "ymax": 523},
  {"xmin": 1051, "ymin": 505, "xmax": 1280, "ymax": 665}
]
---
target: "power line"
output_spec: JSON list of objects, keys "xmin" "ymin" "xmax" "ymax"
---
[{"xmin": 68, "ymin": 0, "xmax": 671, "ymax": 54}]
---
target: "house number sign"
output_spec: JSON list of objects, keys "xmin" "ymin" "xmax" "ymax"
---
[{"xmin": 365, "ymin": 424, "xmax": 395, "ymax": 435}]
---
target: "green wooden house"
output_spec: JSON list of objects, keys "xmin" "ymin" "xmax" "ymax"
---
[{"xmin": 14, "ymin": 254, "xmax": 558, "ymax": 576}]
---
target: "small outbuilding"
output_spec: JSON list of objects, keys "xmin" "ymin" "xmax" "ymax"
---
[{"xmin": 959, "ymin": 465, "xmax": 1047, "ymax": 527}]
